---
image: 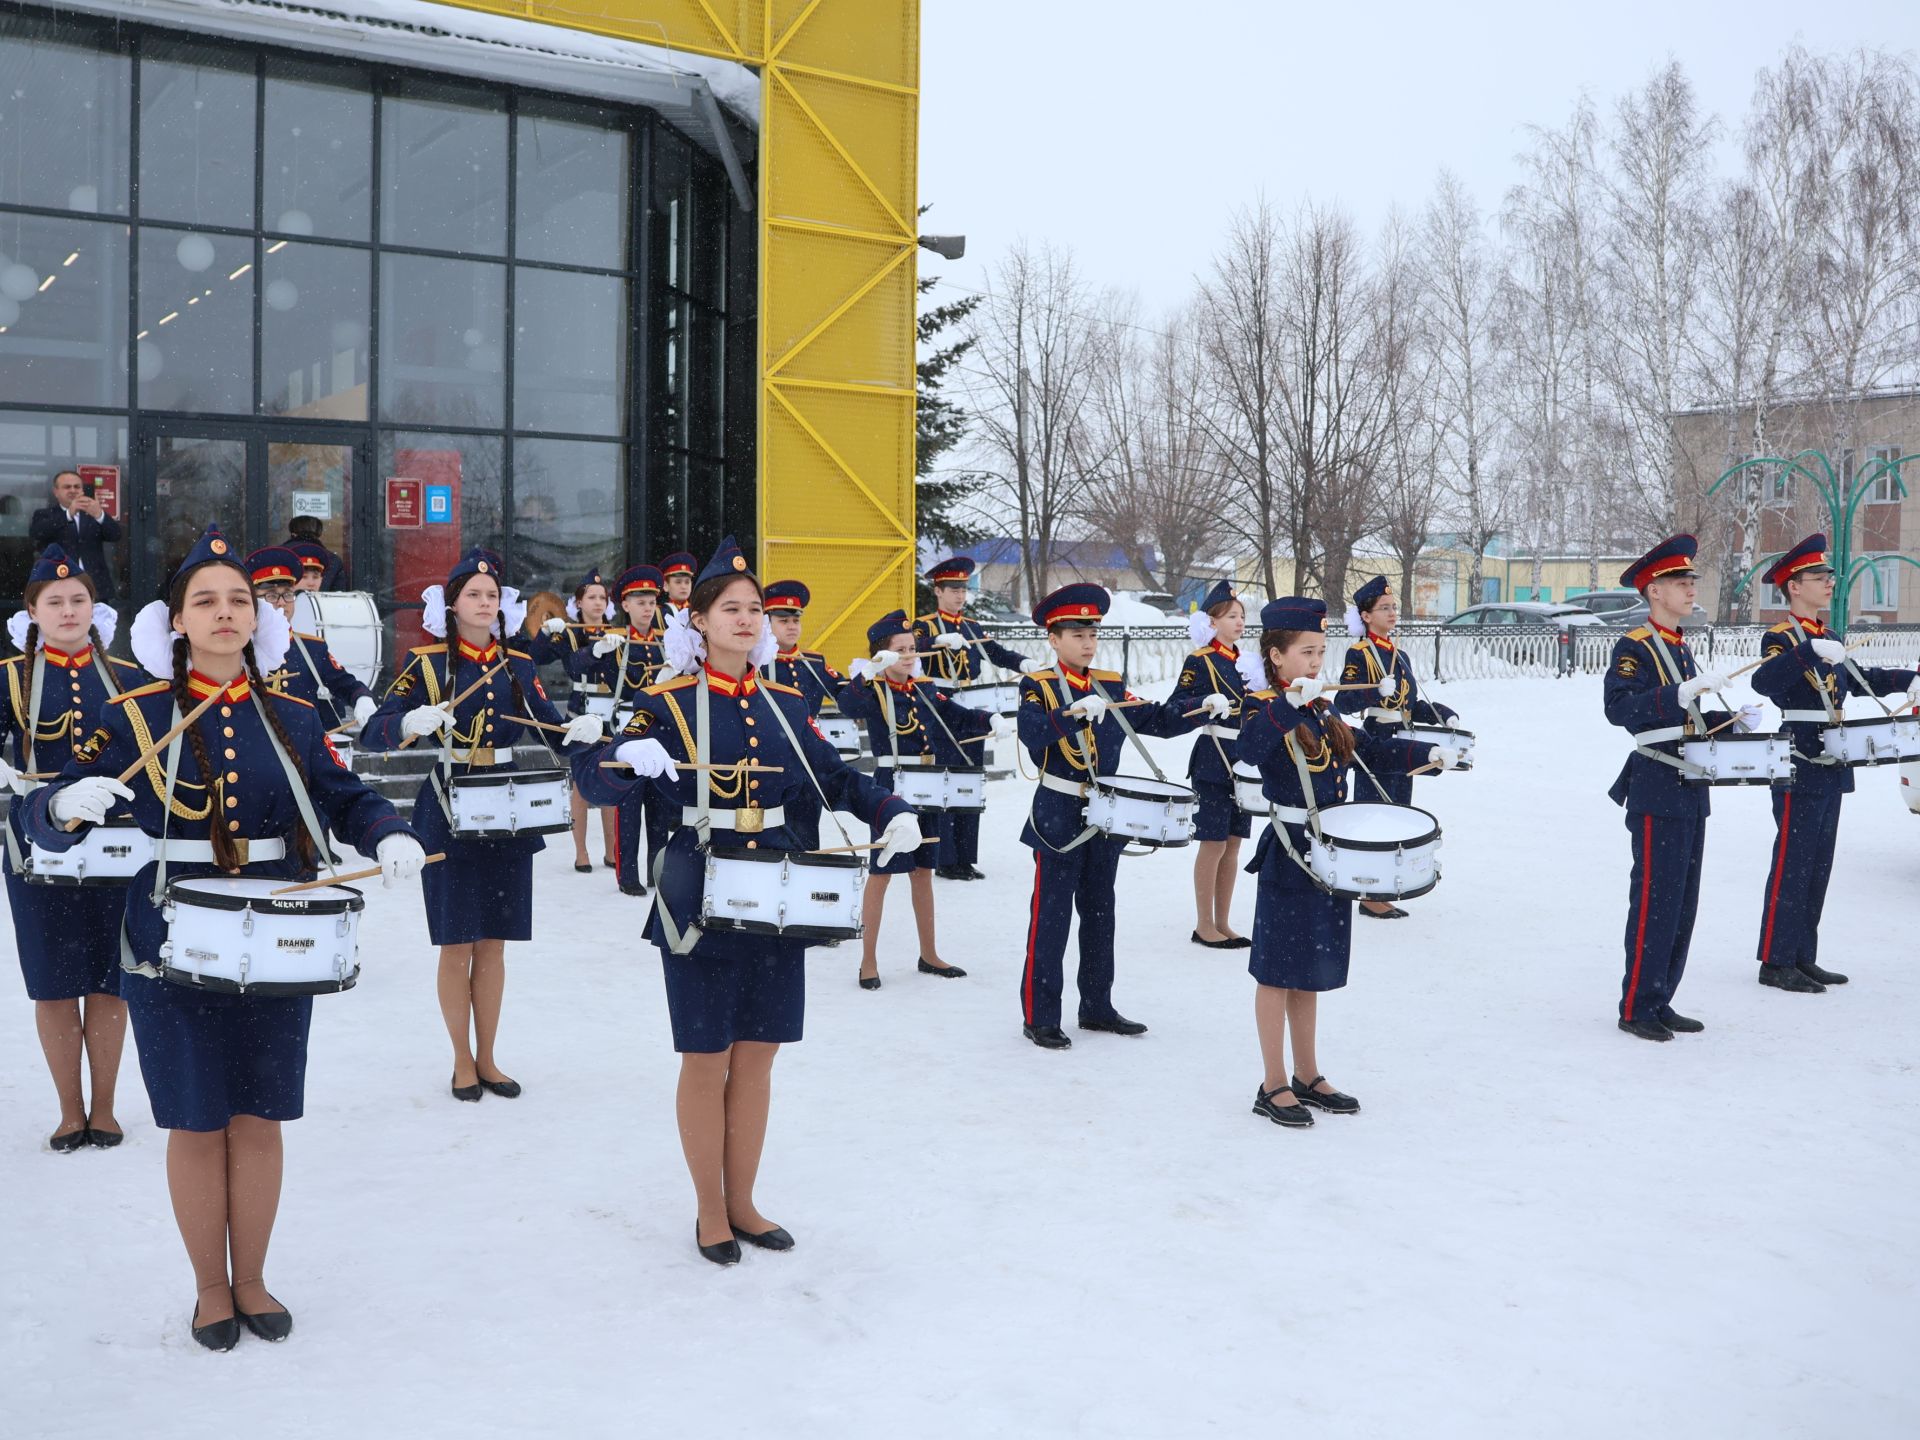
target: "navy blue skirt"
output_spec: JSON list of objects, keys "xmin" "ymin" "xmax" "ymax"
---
[
  {"xmin": 411, "ymin": 778, "xmax": 539, "ymax": 945},
  {"xmin": 1245, "ymin": 825, "xmax": 1352, "ymax": 992},
  {"xmin": 868, "ymin": 770, "xmax": 938, "ymax": 875},
  {"xmin": 1192, "ymin": 780, "xmax": 1252, "ymax": 842},
  {"xmin": 122, "ymin": 970, "xmax": 312, "ymax": 1131},
  {"xmin": 657, "ymin": 937, "xmax": 806, "ymax": 1053},
  {"xmin": 5, "ymin": 862, "xmax": 126, "ymax": 1001}
]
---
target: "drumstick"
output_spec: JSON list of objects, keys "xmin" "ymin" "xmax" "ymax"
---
[
  {"xmin": 269, "ymin": 852, "xmax": 447, "ymax": 896},
  {"xmin": 499, "ymin": 713, "xmax": 570, "ymax": 734},
  {"xmin": 1723, "ymin": 640, "xmax": 1866, "ymax": 682},
  {"xmin": 62, "ymin": 691, "xmax": 220, "ymax": 831},
  {"xmin": 396, "ymin": 660, "xmax": 508, "ymax": 749},
  {"xmin": 598, "ymin": 760, "xmax": 785, "ymax": 773},
  {"xmin": 808, "ymin": 841, "xmax": 886, "ymax": 854}
]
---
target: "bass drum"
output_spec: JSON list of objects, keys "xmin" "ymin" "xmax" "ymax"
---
[{"xmin": 292, "ymin": 590, "xmax": 383, "ymax": 692}]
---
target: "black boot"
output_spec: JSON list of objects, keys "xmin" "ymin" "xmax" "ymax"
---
[
  {"xmin": 1291, "ymin": 1074, "xmax": 1360, "ymax": 1114},
  {"xmin": 1022, "ymin": 1024, "xmax": 1072, "ymax": 1050},
  {"xmin": 1758, "ymin": 963, "xmax": 1825, "ymax": 994},
  {"xmin": 1798, "ymin": 960, "xmax": 1848, "ymax": 986},
  {"xmin": 1078, "ymin": 1012, "xmax": 1148, "ymax": 1036},
  {"xmin": 1252, "ymin": 1084, "xmax": 1314, "ymax": 1128},
  {"xmin": 1658, "ymin": 1008, "xmax": 1705, "ymax": 1033},
  {"xmin": 1617, "ymin": 1015, "xmax": 1673, "ymax": 1042}
]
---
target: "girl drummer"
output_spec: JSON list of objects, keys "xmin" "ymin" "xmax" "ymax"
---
[
  {"xmin": 1169, "ymin": 579, "xmax": 1252, "ymax": 949},
  {"xmin": 529, "ymin": 567, "xmax": 621, "ymax": 874},
  {"xmin": 1334, "ymin": 576, "xmax": 1461, "ymax": 919},
  {"xmin": 1, "ymin": 545, "xmax": 144, "ymax": 1151},
  {"xmin": 838, "ymin": 609, "xmax": 997, "ymax": 989},
  {"xmin": 1236, "ymin": 597, "xmax": 1463, "ymax": 1128},
  {"xmin": 360, "ymin": 549, "xmax": 605, "ymax": 1103},
  {"xmin": 25, "ymin": 524, "xmax": 425, "ymax": 1348},
  {"xmin": 572, "ymin": 564, "xmax": 669, "ymax": 894},
  {"xmin": 576, "ymin": 538, "xmax": 919, "ymax": 1264}
]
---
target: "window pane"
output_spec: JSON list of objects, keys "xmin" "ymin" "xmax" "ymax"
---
[
  {"xmin": 264, "ymin": 61, "xmax": 372, "ymax": 241},
  {"xmin": 655, "ymin": 297, "xmax": 689, "ymax": 451},
  {"xmin": 377, "ymin": 430, "xmax": 503, "ymax": 651},
  {"xmin": 0, "ymin": 215, "xmax": 128, "ymax": 409},
  {"xmin": 0, "ymin": 409, "xmax": 130, "ymax": 602},
  {"xmin": 690, "ymin": 164, "xmax": 727, "ymax": 308},
  {"xmin": 516, "ymin": 107, "xmax": 628, "ymax": 269},
  {"xmin": 263, "ymin": 241, "xmax": 369, "ymax": 419},
  {"xmin": 511, "ymin": 437, "xmax": 623, "ymax": 596},
  {"xmin": 514, "ymin": 268, "xmax": 625, "ymax": 436},
  {"xmin": 690, "ymin": 306, "xmax": 725, "ymax": 457},
  {"xmin": 650, "ymin": 130, "xmax": 691, "ymax": 293},
  {"xmin": 647, "ymin": 446, "xmax": 686, "ymax": 552},
  {"xmin": 136, "ymin": 227, "xmax": 252, "ymax": 414},
  {"xmin": 0, "ymin": 13, "xmax": 130, "ymax": 214},
  {"xmin": 378, "ymin": 253, "xmax": 504, "ymax": 427},
  {"xmin": 138, "ymin": 40, "xmax": 256, "ymax": 229},
  {"xmin": 381, "ymin": 84, "xmax": 506, "ymax": 256}
]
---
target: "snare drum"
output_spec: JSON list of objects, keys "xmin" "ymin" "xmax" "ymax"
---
[
  {"xmin": 1232, "ymin": 760, "xmax": 1270, "ymax": 815},
  {"xmin": 1679, "ymin": 731, "xmax": 1792, "ymax": 786},
  {"xmin": 701, "ymin": 845, "xmax": 864, "ymax": 941},
  {"xmin": 1821, "ymin": 714, "xmax": 1920, "ymax": 767},
  {"xmin": 816, "ymin": 713, "xmax": 864, "ymax": 761},
  {"xmin": 447, "ymin": 769, "xmax": 571, "ymax": 837},
  {"xmin": 580, "ymin": 691, "xmax": 619, "ymax": 722},
  {"xmin": 1306, "ymin": 803, "xmax": 1442, "ymax": 901},
  {"xmin": 1403, "ymin": 723, "xmax": 1476, "ymax": 771},
  {"xmin": 24, "ymin": 817, "xmax": 155, "ymax": 886},
  {"xmin": 951, "ymin": 681, "xmax": 1021, "ymax": 717},
  {"xmin": 892, "ymin": 764, "xmax": 987, "ymax": 811},
  {"xmin": 1086, "ymin": 775, "xmax": 1197, "ymax": 848},
  {"xmin": 159, "ymin": 875, "xmax": 364, "ymax": 995}
]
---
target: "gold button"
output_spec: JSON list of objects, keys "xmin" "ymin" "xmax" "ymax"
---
[
  {"xmin": 744, "ymin": 717, "xmax": 755, "ymax": 727},
  {"xmin": 225, "ymin": 795, "xmax": 238, "ymax": 808},
  {"xmin": 224, "ymin": 748, "xmax": 236, "ymax": 759},
  {"xmin": 739, "ymin": 699, "xmax": 749, "ymax": 709},
  {"xmin": 226, "ymin": 771, "xmax": 239, "ymax": 783},
  {"xmin": 749, "ymin": 737, "xmax": 759, "ymax": 748},
  {"xmin": 745, "ymin": 840, "xmax": 758, "ymax": 849},
  {"xmin": 222, "ymin": 726, "xmax": 234, "ymax": 738},
  {"xmin": 228, "ymin": 820, "xmax": 240, "ymax": 831},
  {"xmin": 220, "ymin": 706, "xmax": 232, "ymax": 717}
]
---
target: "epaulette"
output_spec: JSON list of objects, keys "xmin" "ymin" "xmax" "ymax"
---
[
  {"xmin": 1189, "ymin": 645, "xmax": 1215, "ymax": 657},
  {"xmin": 1624, "ymin": 626, "xmax": 1653, "ymax": 642},
  {"xmin": 1767, "ymin": 620, "xmax": 1795, "ymax": 634},
  {"xmin": 1025, "ymin": 669, "xmax": 1058, "ymax": 682},
  {"xmin": 107, "ymin": 656, "xmax": 144, "ymax": 671},
  {"xmin": 646, "ymin": 675, "xmax": 698, "ymax": 695},
  {"xmin": 802, "ymin": 649, "xmax": 827, "ymax": 661},
  {"xmin": 912, "ymin": 612, "xmax": 939, "ymax": 626},
  {"xmin": 111, "ymin": 680, "xmax": 171, "ymax": 705},
  {"xmin": 1090, "ymin": 668, "xmax": 1122, "ymax": 683},
  {"xmin": 267, "ymin": 690, "xmax": 315, "ymax": 709},
  {"xmin": 762, "ymin": 678, "xmax": 803, "ymax": 697},
  {"xmin": 507, "ymin": 647, "xmax": 532, "ymax": 662},
  {"xmin": 410, "ymin": 643, "xmax": 447, "ymax": 656},
  {"xmin": 1250, "ymin": 688, "xmax": 1278, "ymax": 700},
  {"xmin": 0, "ymin": 654, "xmax": 20, "ymax": 668}
]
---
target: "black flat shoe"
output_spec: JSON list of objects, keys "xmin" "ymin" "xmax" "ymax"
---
[
  {"xmin": 858, "ymin": 974, "xmax": 882, "ymax": 991},
  {"xmin": 1022, "ymin": 1024, "xmax": 1072, "ymax": 1050},
  {"xmin": 48, "ymin": 1126, "xmax": 90, "ymax": 1153},
  {"xmin": 1292, "ymin": 1074, "xmax": 1361, "ymax": 1114},
  {"xmin": 451, "ymin": 1076, "xmax": 483, "ymax": 1102},
  {"xmin": 573, "ymin": 862, "xmax": 593, "ymax": 874},
  {"xmin": 1190, "ymin": 930, "xmax": 1238, "ymax": 950},
  {"xmin": 1617, "ymin": 1015, "xmax": 1674, "ymax": 1042},
  {"xmin": 1225, "ymin": 936, "xmax": 1252, "ymax": 949},
  {"xmin": 1798, "ymin": 960, "xmax": 1848, "ymax": 986},
  {"xmin": 1658, "ymin": 1008, "xmax": 1705, "ymax": 1033},
  {"xmin": 1077, "ymin": 1012, "xmax": 1148, "ymax": 1036},
  {"xmin": 696, "ymin": 1221, "xmax": 741, "ymax": 1267},
  {"xmin": 237, "ymin": 1299, "xmax": 293, "ymax": 1343},
  {"xmin": 733, "ymin": 1225, "xmax": 795, "ymax": 1252},
  {"xmin": 1358, "ymin": 904, "xmax": 1409, "ymax": 919},
  {"xmin": 917, "ymin": 957, "xmax": 967, "ymax": 978},
  {"xmin": 603, "ymin": 858, "xmax": 618, "ymax": 870},
  {"xmin": 1758, "ymin": 964, "xmax": 1825, "ymax": 993},
  {"xmin": 1253, "ymin": 1084, "xmax": 1314, "ymax": 1128},
  {"xmin": 191, "ymin": 1303, "xmax": 241, "ymax": 1353},
  {"xmin": 86, "ymin": 1126, "xmax": 124, "ymax": 1148},
  {"xmin": 478, "ymin": 1076, "xmax": 522, "ymax": 1099}
]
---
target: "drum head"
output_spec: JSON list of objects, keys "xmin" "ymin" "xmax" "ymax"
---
[
  {"xmin": 1315, "ymin": 803, "xmax": 1438, "ymax": 848},
  {"xmin": 168, "ymin": 874, "xmax": 364, "ymax": 912},
  {"xmin": 1096, "ymin": 775, "xmax": 1196, "ymax": 803},
  {"xmin": 706, "ymin": 844, "xmax": 862, "ymax": 871}
]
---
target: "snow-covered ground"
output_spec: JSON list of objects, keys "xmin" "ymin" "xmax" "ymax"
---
[{"xmin": 4, "ymin": 676, "xmax": 1917, "ymax": 1439}]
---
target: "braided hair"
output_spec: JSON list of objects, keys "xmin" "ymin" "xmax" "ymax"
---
[
  {"xmin": 1260, "ymin": 627, "xmax": 1356, "ymax": 766},
  {"xmin": 168, "ymin": 635, "xmax": 242, "ymax": 871},
  {"xmin": 20, "ymin": 571, "xmax": 105, "ymax": 763}
]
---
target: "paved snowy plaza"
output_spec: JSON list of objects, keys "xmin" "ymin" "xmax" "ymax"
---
[{"xmin": 4, "ymin": 677, "xmax": 1917, "ymax": 1438}]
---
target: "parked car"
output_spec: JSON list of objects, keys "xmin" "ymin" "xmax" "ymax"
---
[
  {"xmin": 1561, "ymin": 588, "xmax": 1644, "ymax": 619},
  {"xmin": 967, "ymin": 590, "xmax": 1025, "ymax": 624},
  {"xmin": 1112, "ymin": 589, "xmax": 1181, "ymax": 617},
  {"xmin": 1601, "ymin": 600, "xmax": 1712, "ymax": 629},
  {"xmin": 1441, "ymin": 602, "xmax": 1606, "ymax": 633}
]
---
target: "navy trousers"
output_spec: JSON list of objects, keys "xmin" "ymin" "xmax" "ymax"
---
[
  {"xmin": 938, "ymin": 807, "xmax": 982, "ymax": 868},
  {"xmin": 1620, "ymin": 811, "xmax": 1706, "ymax": 1023},
  {"xmin": 1755, "ymin": 786, "xmax": 1842, "ymax": 971},
  {"xmin": 1018, "ymin": 837, "xmax": 1124, "ymax": 1029}
]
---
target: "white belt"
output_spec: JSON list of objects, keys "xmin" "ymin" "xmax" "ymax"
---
[
  {"xmin": 1780, "ymin": 710, "xmax": 1837, "ymax": 722},
  {"xmin": 1268, "ymin": 805, "xmax": 1310, "ymax": 824},
  {"xmin": 159, "ymin": 838, "xmax": 287, "ymax": 864},
  {"xmin": 683, "ymin": 806, "xmax": 786, "ymax": 830},
  {"xmin": 1199, "ymin": 724, "xmax": 1240, "ymax": 739},
  {"xmin": 1039, "ymin": 771, "xmax": 1090, "ymax": 800},
  {"xmin": 1362, "ymin": 707, "xmax": 1405, "ymax": 723},
  {"xmin": 875, "ymin": 754, "xmax": 934, "ymax": 768}
]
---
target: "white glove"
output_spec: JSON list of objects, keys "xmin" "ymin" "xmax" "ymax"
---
[
  {"xmin": 1020, "ymin": 655, "xmax": 1048, "ymax": 675},
  {"xmin": 1428, "ymin": 746, "xmax": 1465, "ymax": 771},
  {"xmin": 593, "ymin": 632, "xmax": 623, "ymax": 657},
  {"xmin": 932, "ymin": 632, "xmax": 966, "ymax": 650},
  {"xmin": 1734, "ymin": 704, "xmax": 1765, "ymax": 733},
  {"xmin": 561, "ymin": 714, "xmax": 605, "ymax": 746},
  {"xmin": 1198, "ymin": 692, "xmax": 1232, "ymax": 719},
  {"xmin": 615, "ymin": 738, "xmax": 678, "ymax": 779},
  {"xmin": 541, "ymin": 616, "xmax": 567, "ymax": 636},
  {"xmin": 869, "ymin": 649, "xmax": 907, "ymax": 673},
  {"xmin": 875, "ymin": 810, "xmax": 924, "ymax": 865},
  {"xmin": 353, "ymin": 695, "xmax": 378, "ymax": 726},
  {"xmin": 1377, "ymin": 676, "xmax": 1397, "ymax": 701},
  {"xmin": 1677, "ymin": 671, "xmax": 1730, "ymax": 705},
  {"xmin": 400, "ymin": 704, "xmax": 457, "ymax": 740},
  {"xmin": 1068, "ymin": 694, "xmax": 1111, "ymax": 721},
  {"xmin": 1809, "ymin": 638, "xmax": 1846, "ymax": 665},
  {"xmin": 48, "ymin": 775, "xmax": 134, "ymax": 827},
  {"xmin": 376, "ymin": 834, "xmax": 427, "ymax": 888},
  {"xmin": 1287, "ymin": 676, "xmax": 1328, "ymax": 705},
  {"xmin": 991, "ymin": 714, "xmax": 1017, "ymax": 737},
  {"xmin": 0, "ymin": 757, "xmax": 31, "ymax": 797}
]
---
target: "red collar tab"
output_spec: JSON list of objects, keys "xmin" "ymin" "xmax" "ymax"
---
[
  {"xmin": 186, "ymin": 670, "xmax": 251, "ymax": 703},
  {"xmin": 1059, "ymin": 665, "xmax": 1092, "ymax": 692},
  {"xmin": 41, "ymin": 645, "xmax": 95, "ymax": 669},
  {"xmin": 627, "ymin": 625, "xmax": 659, "ymax": 643},
  {"xmin": 1208, "ymin": 640, "xmax": 1237, "ymax": 658},
  {"xmin": 1652, "ymin": 622, "xmax": 1684, "ymax": 645},
  {"xmin": 703, "ymin": 665, "xmax": 757, "ymax": 697},
  {"xmin": 1367, "ymin": 631, "xmax": 1396, "ymax": 651},
  {"xmin": 456, "ymin": 638, "xmax": 500, "ymax": 665},
  {"xmin": 938, "ymin": 610, "xmax": 964, "ymax": 624},
  {"xmin": 1797, "ymin": 616, "xmax": 1827, "ymax": 636},
  {"xmin": 775, "ymin": 648, "xmax": 800, "ymax": 662}
]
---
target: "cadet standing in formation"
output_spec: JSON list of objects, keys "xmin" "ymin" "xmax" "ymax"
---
[
  {"xmin": 2, "ymin": 545, "xmax": 141, "ymax": 1151},
  {"xmin": 760, "ymin": 581, "xmax": 845, "ymax": 712},
  {"xmin": 529, "ymin": 566, "xmax": 621, "ymax": 873},
  {"xmin": 1748, "ymin": 533, "xmax": 1919, "ymax": 995},
  {"xmin": 27, "ymin": 524, "xmax": 425, "ymax": 1349},
  {"xmin": 658, "ymin": 551, "xmax": 696, "ymax": 621},
  {"xmin": 245, "ymin": 547, "xmax": 377, "ymax": 733},
  {"xmin": 1168, "ymin": 579, "xmax": 1251, "ymax": 949},
  {"xmin": 577, "ymin": 564, "xmax": 669, "ymax": 893},
  {"xmin": 913, "ymin": 555, "xmax": 1040, "ymax": 881}
]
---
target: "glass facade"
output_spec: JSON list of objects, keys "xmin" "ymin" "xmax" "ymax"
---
[{"xmin": 0, "ymin": 4, "xmax": 751, "ymax": 651}]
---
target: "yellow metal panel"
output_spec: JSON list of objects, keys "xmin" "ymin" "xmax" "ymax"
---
[{"xmin": 431, "ymin": 1, "xmax": 764, "ymax": 61}]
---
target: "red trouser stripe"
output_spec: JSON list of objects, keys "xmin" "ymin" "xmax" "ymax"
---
[
  {"xmin": 1022, "ymin": 850, "xmax": 1043, "ymax": 1025},
  {"xmin": 1759, "ymin": 791, "xmax": 1794, "ymax": 965},
  {"xmin": 1625, "ymin": 814, "xmax": 1654, "ymax": 1021}
]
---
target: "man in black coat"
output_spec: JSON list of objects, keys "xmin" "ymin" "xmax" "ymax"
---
[
  {"xmin": 28, "ymin": 470, "xmax": 122, "ymax": 604},
  {"xmin": 285, "ymin": 515, "xmax": 348, "ymax": 590}
]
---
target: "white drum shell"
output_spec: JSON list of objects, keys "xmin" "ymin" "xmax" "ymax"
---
[
  {"xmin": 1305, "ymin": 803, "xmax": 1442, "ymax": 900},
  {"xmin": 892, "ymin": 766, "xmax": 986, "ymax": 811},
  {"xmin": 25, "ymin": 818, "xmax": 155, "ymax": 886},
  {"xmin": 817, "ymin": 714, "xmax": 863, "ymax": 761},
  {"xmin": 1403, "ymin": 723, "xmax": 1475, "ymax": 771},
  {"xmin": 291, "ymin": 590, "xmax": 383, "ymax": 690},
  {"xmin": 448, "ymin": 769, "xmax": 572, "ymax": 837},
  {"xmin": 581, "ymin": 692, "xmax": 619, "ymax": 721},
  {"xmin": 701, "ymin": 849, "xmax": 865, "ymax": 940},
  {"xmin": 160, "ymin": 876, "xmax": 364, "ymax": 995},
  {"xmin": 1821, "ymin": 716, "xmax": 1920, "ymax": 767},
  {"xmin": 1086, "ymin": 776, "xmax": 1197, "ymax": 848},
  {"xmin": 1232, "ymin": 760, "xmax": 1269, "ymax": 815},
  {"xmin": 951, "ymin": 682, "xmax": 1021, "ymax": 717},
  {"xmin": 1680, "ymin": 733, "xmax": 1793, "ymax": 785}
]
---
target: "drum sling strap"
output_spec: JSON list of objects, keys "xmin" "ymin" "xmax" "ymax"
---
[
  {"xmin": 1781, "ymin": 617, "xmax": 1894, "ymax": 764},
  {"xmin": 1024, "ymin": 674, "xmax": 1169, "ymax": 857},
  {"xmin": 287, "ymin": 631, "xmax": 346, "ymax": 730},
  {"xmin": 1253, "ymin": 714, "xmax": 1343, "ymax": 897},
  {"xmin": 7, "ymin": 649, "xmax": 122, "ymax": 875},
  {"xmin": 1632, "ymin": 631, "xmax": 1711, "ymax": 779}
]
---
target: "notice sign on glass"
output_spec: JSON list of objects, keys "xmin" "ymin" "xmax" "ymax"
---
[
  {"xmin": 77, "ymin": 465, "xmax": 120, "ymax": 521},
  {"xmin": 386, "ymin": 477, "xmax": 423, "ymax": 528}
]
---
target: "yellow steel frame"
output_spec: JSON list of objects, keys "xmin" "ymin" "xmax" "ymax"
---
[{"xmin": 428, "ymin": 1, "xmax": 920, "ymax": 657}]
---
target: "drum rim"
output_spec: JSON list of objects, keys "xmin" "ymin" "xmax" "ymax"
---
[
  {"xmin": 159, "ymin": 964, "xmax": 360, "ymax": 996},
  {"xmin": 1310, "ymin": 802, "xmax": 1441, "ymax": 849},
  {"xmin": 1404, "ymin": 723, "xmax": 1477, "ymax": 741},
  {"xmin": 1092, "ymin": 774, "xmax": 1199, "ymax": 803},
  {"xmin": 1680, "ymin": 731, "xmax": 1788, "ymax": 746},
  {"xmin": 1827, "ymin": 715, "xmax": 1901, "ymax": 730},
  {"xmin": 705, "ymin": 843, "xmax": 864, "ymax": 871},
  {"xmin": 164, "ymin": 876, "xmax": 366, "ymax": 913},
  {"xmin": 449, "ymin": 772, "xmax": 515, "ymax": 790},
  {"xmin": 1321, "ymin": 875, "xmax": 1441, "ymax": 903},
  {"xmin": 702, "ymin": 916, "xmax": 863, "ymax": 941}
]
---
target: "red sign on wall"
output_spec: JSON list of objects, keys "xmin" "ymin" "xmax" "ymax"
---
[
  {"xmin": 386, "ymin": 476, "xmax": 422, "ymax": 528},
  {"xmin": 77, "ymin": 464, "xmax": 120, "ymax": 520}
]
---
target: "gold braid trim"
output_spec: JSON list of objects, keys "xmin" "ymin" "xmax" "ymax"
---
[
  {"xmin": 1037, "ymin": 680, "xmax": 1095, "ymax": 773},
  {"xmin": 123, "ymin": 697, "xmax": 213, "ymax": 819}
]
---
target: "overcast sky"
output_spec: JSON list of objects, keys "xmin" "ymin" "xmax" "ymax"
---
[{"xmin": 919, "ymin": 0, "xmax": 1915, "ymax": 316}]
